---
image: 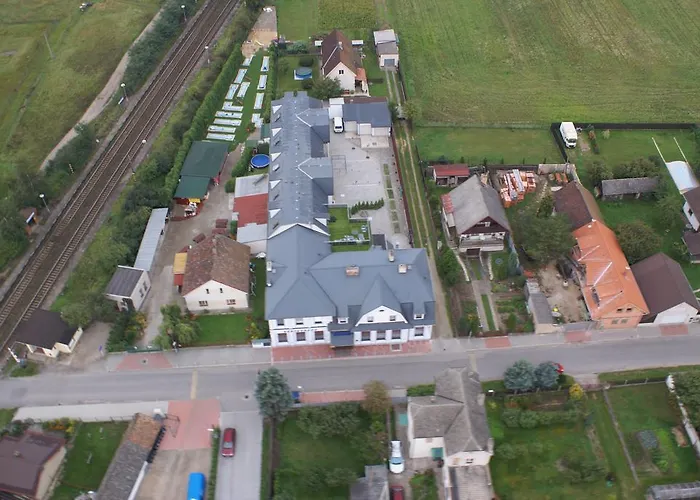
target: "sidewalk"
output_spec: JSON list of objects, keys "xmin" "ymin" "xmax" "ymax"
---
[{"xmin": 14, "ymin": 401, "xmax": 171, "ymax": 422}]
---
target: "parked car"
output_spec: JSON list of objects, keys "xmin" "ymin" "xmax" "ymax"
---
[
  {"xmin": 554, "ymin": 362, "xmax": 564, "ymax": 374},
  {"xmin": 220, "ymin": 428, "xmax": 236, "ymax": 457},
  {"xmin": 187, "ymin": 472, "xmax": 206, "ymax": 500},
  {"xmin": 389, "ymin": 440, "xmax": 404, "ymax": 473},
  {"xmin": 390, "ymin": 485, "xmax": 405, "ymax": 500},
  {"xmin": 333, "ymin": 116, "xmax": 344, "ymax": 133}
]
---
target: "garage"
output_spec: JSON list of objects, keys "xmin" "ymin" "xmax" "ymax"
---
[
  {"xmin": 342, "ymin": 98, "xmax": 392, "ymax": 137},
  {"xmin": 358, "ymin": 123, "xmax": 372, "ymax": 135}
]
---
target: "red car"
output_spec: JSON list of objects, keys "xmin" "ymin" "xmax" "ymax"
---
[
  {"xmin": 220, "ymin": 428, "xmax": 236, "ymax": 457},
  {"xmin": 390, "ymin": 485, "xmax": 404, "ymax": 500}
]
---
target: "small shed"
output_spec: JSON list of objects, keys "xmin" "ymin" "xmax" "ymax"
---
[
  {"xmin": 173, "ymin": 252, "xmax": 188, "ymax": 288},
  {"xmin": 600, "ymin": 177, "xmax": 658, "ymax": 200},
  {"xmin": 105, "ymin": 266, "xmax": 151, "ymax": 311},
  {"xmin": 432, "ymin": 165, "xmax": 470, "ymax": 186},
  {"xmin": 524, "ymin": 280, "xmax": 557, "ymax": 334},
  {"xmin": 373, "ymin": 29, "xmax": 399, "ymax": 70},
  {"xmin": 666, "ymin": 160, "xmax": 699, "ymax": 194},
  {"xmin": 14, "ymin": 310, "xmax": 83, "ymax": 358},
  {"xmin": 133, "ymin": 208, "xmax": 168, "ymax": 272}
]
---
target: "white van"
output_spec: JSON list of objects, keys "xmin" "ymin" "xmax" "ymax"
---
[
  {"xmin": 333, "ymin": 116, "xmax": 344, "ymax": 133},
  {"xmin": 559, "ymin": 122, "xmax": 577, "ymax": 148}
]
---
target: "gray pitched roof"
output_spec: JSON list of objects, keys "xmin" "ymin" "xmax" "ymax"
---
[
  {"xmin": 133, "ymin": 208, "xmax": 168, "ymax": 272},
  {"xmin": 350, "ymin": 465, "xmax": 388, "ymax": 500},
  {"xmin": 343, "ymin": 101, "xmax": 392, "ymax": 128},
  {"xmin": 409, "ymin": 368, "xmax": 491, "ymax": 456},
  {"xmin": 631, "ymin": 252, "xmax": 700, "ymax": 316},
  {"xmin": 442, "ymin": 176, "xmax": 511, "ymax": 235},
  {"xmin": 376, "ymin": 41, "xmax": 398, "ymax": 55},
  {"xmin": 601, "ymin": 177, "xmax": 658, "ymax": 197},
  {"xmin": 524, "ymin": 280, "xmax": 554, "ymax": 325},
  {"xmin": 105, "ymin": 266, "xmax": 145, "ymax": 297},
  {"xmin": 265, "ymin": 92, "xmax": 434, "ymax": 323},
  {"xmin": 15, "ymin": 310, "xmax": 77, "ymax": 349}
]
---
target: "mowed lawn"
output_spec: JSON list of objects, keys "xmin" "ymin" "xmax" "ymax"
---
[
  {"xmin": 0, "ymin": 0, "xmax": 162, "ymax": 171},
  {"xmin": 51, "ymin": 422, "xmax": 128, "ymax": 500},
  {"xmin": 276, "ymin": 0, "xmax": 376, "ymax": 40},
  {"xmin": 388, "ymin": 0, "xmax": 700, "ymax": 124},
  {"xmin": 415, "ymin": 127, "xmax": 562, "ymax": 164}
]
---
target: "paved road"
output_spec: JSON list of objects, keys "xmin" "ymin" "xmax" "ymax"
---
[
  {"xmin": 216, "ymin": 411, "xmax": 262, "ymax": 500},
  {"xmin": 3, "ymin": 336, "xmax": 700, "ymax": 410}
]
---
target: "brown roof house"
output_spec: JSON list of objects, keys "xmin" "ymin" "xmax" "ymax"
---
[
  {"xmin": 408, "ymin": 368, "xmax": 494, "ymax": 500},
  {"xmin": 0, "ymin": 432, "xmax": 66, "ymax": 499},
  {"xmin": 14, "ymin": 310, "xmax": 83, "ymax": 358},
  {"xmin": 321, "ymin": 30, "xmax": 367, "ymax": 93},
  {"xmin": 181, "ymin": 234, "xmax": 251, "ymax": 313},
  {"xmin": 553, "ymin": 181, "xmax": 602, "ymax": 230},
  {"xmin": 97, "ymin": 413, "xmax": 164, "ymax": 500},
  {"xmin": 631, "ymin": 253, "xmax": 700, "ymax": 325},
  {"xmin": 441, "ymin": 175, "xmax": 511, "ymax": 254}
]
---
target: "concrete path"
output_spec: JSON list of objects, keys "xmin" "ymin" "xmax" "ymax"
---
[
  {"xmin": 216, "ymin": 411, "xmax": 262, "ymax": 500},
  {"xmin": 14, "ymin": 400, "xmax": 171, "ymax": 421}
]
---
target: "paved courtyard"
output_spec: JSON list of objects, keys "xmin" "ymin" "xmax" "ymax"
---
[{"xmin": 329, "ymin": 131, "xmax": 410, "ymax": 249}]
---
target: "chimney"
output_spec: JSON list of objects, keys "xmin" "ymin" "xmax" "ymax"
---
[
  {"xmin": 338, "ymin": 41, "xmax": 343, "ymax": 50},
  {"xmin": 388, "ymin": 250, "xmax": 395, "ymax": 262},
  {"xmin": 345, "ymin": 265, "xmax": 360, "ymax": 276},
  {"xmin": 398, "ymin": 264, "xmax": 407, "ymax": 274}
]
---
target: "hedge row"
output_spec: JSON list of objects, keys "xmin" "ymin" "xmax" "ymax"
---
[
  {"xmin": 501, "ymin": 407, "xmax": 582, "ymax": 429},
  {"xmin": 122, "ymin": 0, "xmax": 200, "ymax": 94},
  {"xmin": 55, "ymin": 8, "xmax": 259, "ymax": 329}
]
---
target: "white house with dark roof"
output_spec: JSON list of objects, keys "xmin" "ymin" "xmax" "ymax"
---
[
  {"xmin": 105, "ymin": 266, "xmax": 151, "ymax": 312},
  {"xmin": 342, "ymin": 98, "xmax": 392, "ymax": 137},
  {"xmin": 265, "ymin": 92, "xmax": 434, "ymax": 350},
  {"xmin": 373, "ymin": 29, "xmax": 399, "ymax": 70}
]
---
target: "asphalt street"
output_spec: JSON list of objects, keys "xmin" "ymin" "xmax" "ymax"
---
[
  {"xmin": 216, "ymin": 411, "xmax": 263, "ymax": 500},
  {"xmin": 2, "ymin": 335, "xmax": 699, "ymax": 411}
]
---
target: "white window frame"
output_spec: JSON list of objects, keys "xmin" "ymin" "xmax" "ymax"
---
[
  {"xmin": 338, "ymin": 317, "xmax": 348, "ymax": 324},
  {"xmin": 199, "ymin": 300, "xmax": 208, "ymax": 307},
  {"xmin": 414, "ymin": 313, "xmax": 425, "ymax": 320},
  {"xmin": 278, "ymin": 333, "xmax": 288, "ymax": 343},
  {"xmin": 226, "ymin": 299, "xmax": 236, "ymax": 306}
]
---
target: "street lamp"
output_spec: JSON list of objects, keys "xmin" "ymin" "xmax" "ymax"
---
[
  {"xmin": 120, "ymin": 83, "xmax": 128, "ymax": 101},
  {"xmin": 181, "ymin": 5, "xmax": 187, "ymax": 22},
  {"xmin": 204, "ymin": 45, "xmax": 210, "ymax": 65},
  {"xmin": 39, "ymin": 193, "xmax": 49, "ymax": 212}
]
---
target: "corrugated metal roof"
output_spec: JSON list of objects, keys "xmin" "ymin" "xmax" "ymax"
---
[
  {"xmin": 180, "ymin": 141, "xmax": 228, "ymax": 178},
  {"xmin": 174, "ymin": 175, "xmax": 210, "ymax": 199},
  {"xmin": 173, "ymin": 253, "xmax": 188, "ymax": 275},
  {"xmin": 133, "ymin": 208, "xmax": 168, "ymax": 272},
  {"xmin": 105, "ymin": 266, "xmax": 145, "ymax": 297}
]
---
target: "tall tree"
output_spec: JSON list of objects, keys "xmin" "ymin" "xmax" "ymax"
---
[
  {"xmin": 614, "ymin": 221, "xmax": 662, "ymax": 264},
  {"xmin": 512, "ymin": 209, "xmax": 574, "ymax": 265},
  {"xmin": 504, "ymin": 360, "xmax": 536, "ymax": 392},
  {"xmin": 361, "ymin": 380, "xmax": 392, "ymax": 415},
  {"xmin": 309, "ymin": 77, "xmax": 342, "ymax": 100},
  {"xmin": 534, "ymin": 362, "xmax": 560, "ymax": 389},
  {"xmin": 255, "ymin": 367, "xmax": 294, "ymax": 423},
  {"xmin": 589, "ymin": 160, "xmax": 612, "ymax": 187}
]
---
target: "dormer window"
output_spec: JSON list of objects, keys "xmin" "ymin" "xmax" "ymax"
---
[
  {"xmin": 367, "ymin": 316, "xmax": 374, "ymax": 323},
  {"xmin": 338, "ymin": 317, "xmax": 348, "ymax": 324},
  {"xmin": 414, "ymin": 313, "xmax": 424, "ymax": 320}
]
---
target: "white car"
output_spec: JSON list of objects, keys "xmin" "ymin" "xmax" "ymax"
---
[{"xmin": 389, "ymin": 440, "xmax": 404, "ymax": 474}]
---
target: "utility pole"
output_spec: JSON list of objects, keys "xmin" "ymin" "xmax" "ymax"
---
[{"xmin": 44, "ymin": 32, "xmax": 54, "ymax": 59}]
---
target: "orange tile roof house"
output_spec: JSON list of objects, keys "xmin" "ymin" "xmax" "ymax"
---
[{"xmin": 572, "ymin": 221, "xmax": 648, "ymax": 328}]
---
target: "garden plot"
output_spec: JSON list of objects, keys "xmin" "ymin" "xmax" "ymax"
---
[
  {"xmin": 254, "ymin": 93, "xmax": 265, "ymax": 110},
  {"xmin": 261, "ymin": 56, "xmax": 270, "ymax": 72},
  {"xmin": 225, "ymin": 84, "xmax": 240, "ymax": 100},
  {"xmin": 222, "ymin": 102, "xmax": 244, "ymax": 112},
  {"xmin": 214, "ymin": 118, "xmax": 242, "ymax": 126},
  {"xmin": 209, "ymin": 125, "xmax": 237, "ymax": 134},
  {"xmin": 216, "ymin": 111, "xmax": 243, "ymax": 119},
  {"xmin": 257, "ymin": 75, "xmax": 268, "ymax": 90},
  {"xmin": 234, "ymin": 68, "xmax": 247, "ymax": 84},
  {"xmin": 237, "ymin": 81, "xmax": 251, "ymax": 98},
  {"xmin": 206, "ymin": 133, "xmax": 236, "ymax": 142}
]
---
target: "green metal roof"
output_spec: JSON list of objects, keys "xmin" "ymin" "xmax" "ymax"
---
[
  {"xmin": 180, "ymin": 141, "xmax": 229, "ymax": 178},
  {"xmin": 174, "ymin": 175, "xmax": 211, "ymax": 199}
]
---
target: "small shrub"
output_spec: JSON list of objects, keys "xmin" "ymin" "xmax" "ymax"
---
[
  {"xmin": 299, "ymin": 55, "xmax": 314, "ymax": 67},
  {"xmin": 569, "ymin": 383, "xmax": 584, "ymax": 401},
  {"xmin": 497, "ymin": 443, "xmax": 518, "ymax": 460},
  {"xmin": 301, "ymin": 79, "xmax": 313, "ymax": 90},
  {"xmin": 519, "ymin": 410, "xmax": 539, "ymax": 429},
  {"xmin": 501, "ymin": 408, "xmax": 521, "ymax": 428},
  {"xmin": 225, "ymin": 178, "xmax": 236, "ymax": 193}
]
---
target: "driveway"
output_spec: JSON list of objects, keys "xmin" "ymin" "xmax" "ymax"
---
[{"xmin": 216, "ymin": 410, "xmax": 263, "ymax": 500}]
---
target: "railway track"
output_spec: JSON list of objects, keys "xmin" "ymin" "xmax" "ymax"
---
[{"xmin": 0, "ymin": 0, "xmax": 242, "ymax": 352}]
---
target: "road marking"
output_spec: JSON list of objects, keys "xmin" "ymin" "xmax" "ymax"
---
[
  {"xmin": 190, "ymin": 370, "xmax": 198, "ymax": 400},
  {"xmin": 469, "ymin": 353, "xmax": 478, "ymax": 371}
]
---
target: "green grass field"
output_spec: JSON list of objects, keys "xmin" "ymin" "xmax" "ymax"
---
[
  {"xmin": 276, "ymin": 56, "xmax": 319, "ymax": 95},
  {"xmin": 388, "ymin": 0, "xmax": 700, "ymax": 125},
  {"xmin": 0, "ymin": 409, "xmax": 15, "ymax": 428},
  {"xmin": 0, "ymin": 0, "xmax": 162, "ymax": 171},
  {"xmin": 415, "ymin": 127, "xmax": 562, "ymax": 164},
  {"xmin": 52, "ymin": 422, "xmax": 127, "ymax": 499},
  {"xmin": 276, "ymin": 0, "xmax": 377, "ymax": 40}
]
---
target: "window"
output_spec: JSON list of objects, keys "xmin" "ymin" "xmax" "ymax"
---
[
  {"xmin": 199, "ymin": 301, "xmax": 208, "ymax": 307},
  {"xmin": 367, "ymin": 316, "xmax": 374, "ymax": 323},
  {"xmin": 220, "ymin": 288, "xmax": 223, "ymax": 294},
  {"xmin": 295, "ymin": 318, "xmax": 304, "ymax": 326},
  {"xmin": 389, "ymin": 315, "xmax": 396, "ymax": 322},
  {"xmin": 391, "ymin": 330, "xmax": 401, "ymax": 340},
  {"xmin": 465, "ymin": 458, "xmax": 474, "ymax": 465},
  {"xmin": 338, "ymin": 317, "xmax": 348, "ymax": 324},
  {"xmin": 297, "ymin": 332, "xmax": 306, "ymax": 342},
  {"xmin": 415, "ymin": 327, "xmax": 425, "ymax": 337},
  {"xmin": 611, "ymin": 319, "xmax": 619, "ymax": 325},
  {"xmin": 414, "ymin": 313, "xmax": 424, "ymax": 320},
  {"xmin": 621, "ymin": 319, "xmax": 628, "ymax": 324},
  {"xmin": 376, "ymin": 331, "xmax": 386, "ymax": 341},
  {"xmin": 379, "ymin": 309, "xmax": 385, "ymax": 313},
  {"xmin": 690, "ymin": 208, "xmax": 695, "ymax": 217},
  {"xmin": 338, "ymin": 69, "xmax": 344, "ymax": 75},
  {"xmin": 361, "ymin": 331, "xmax": 371, "ymax": 342},
  {"xmin": 616, "ymin": 308, "xmax": 623, "ymax": 313},
  {"xmin": 626, "ymin": 307, "xmax": 633, "ymax": 312},
  {"xmin": 206, "ymin": 289, "xmax": 210, "ymax": 295},
  {"xmin": 278, "ymin": 333, "xmax": 288, "ymax": 343},
  {"xmin": 314, "ymin": 318, "xmax": 323, "ymax": 324},
  {"xmin": 226, "ymin": 299, "xmax": 236, "ymax": 306},
  {"xmin": 315, "ymin": 330, "xmax": 324, "ymax": 341},
  {"xmin": 139, "ymin": 290, "xmax": 144, "ymax": 298},
  {"xmin": 143, "ymin": 282, "xmax": 148, "ymax": 291},
  {"xmin": 483, "ymin": 221, "xmax": 491, "ymax": 227}
]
